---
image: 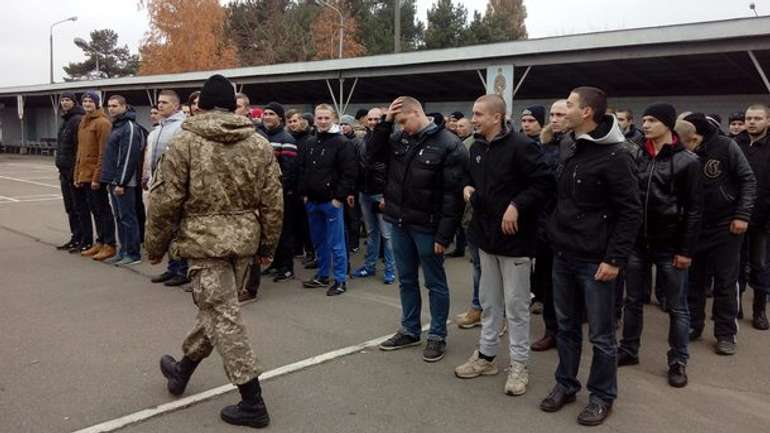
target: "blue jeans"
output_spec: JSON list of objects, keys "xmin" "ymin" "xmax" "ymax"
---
[
  {"xmin": 359, "ymin": 193, "xmax": 394, "ymax": 275},
  {"xmin": 552, "ymin": 254, "xmax": 617, "ymax": 404},
  {"xmin": 307, "ymin": 201, "xmax": 347, "ymax": 283},
  {"xmin": 469, "ymin": 240, "xmax": 481, "ymax": 310},
  {"xmin": 391, "ymin": 224, "xmax": 450, "ymax": 341},
  {"xmin": 620, "ymin": 248, "xmax": 689, "ymax": 366},
  {"xmin": 108, "ymin": 186, "xmax": 139, "ymax": 258}
]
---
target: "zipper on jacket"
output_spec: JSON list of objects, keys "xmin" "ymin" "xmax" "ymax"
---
[{"xmin": 643, "ymin": 157, "xmax": 657, "ymax": 241}]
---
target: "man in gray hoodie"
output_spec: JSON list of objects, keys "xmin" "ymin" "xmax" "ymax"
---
[{"xmin": 143, "ymin": 89, "xmax": 189, "ymax": 287}]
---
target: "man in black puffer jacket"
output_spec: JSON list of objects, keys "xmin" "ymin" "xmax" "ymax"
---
[
  {"xmin": 55, "ymin": 92, "xmax": 90, "ymax": 252},
  {"xmin": 683, "ymin": 113, "xmax": 756, "ymax": 355},
  {"xmin": 298, "ymin": 104, "xmax": 357, "ymax": 296},
  {"xmin": 617, "ymin": 103, "xmax": 702, "ymax": 388},
  {"xmin": 369, "ymin": 97, "xmax": 468, "ymax": 363}
]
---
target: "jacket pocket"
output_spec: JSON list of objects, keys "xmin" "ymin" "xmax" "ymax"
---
[{"xmin": 573, "ymin": 174, "xmax": 605, "ymax": 208}]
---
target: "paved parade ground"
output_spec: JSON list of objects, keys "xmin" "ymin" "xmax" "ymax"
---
[{"xmin": 1, "ymin": 154, "xmax": 770, "ymax": 433}]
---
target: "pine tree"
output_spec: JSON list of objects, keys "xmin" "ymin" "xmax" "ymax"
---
[{"xmin": 63, "ymin": 30, "xmax": 139, "ymax": 80}]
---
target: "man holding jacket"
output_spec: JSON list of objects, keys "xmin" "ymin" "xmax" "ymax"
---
[
  {"xmin": 101, "ymin": 95, "xmax": 145, "ymax": 266},
  {"xmin": 540, "ymin": 87, "xmax": 642, "ymax": 426},
  {"xmin": 368, "ymin": 96, "xmax": 468, "ymax": 363},
  {"xmin": 454, "ymin": 94, "xmax": 555, "ymax": 397}
]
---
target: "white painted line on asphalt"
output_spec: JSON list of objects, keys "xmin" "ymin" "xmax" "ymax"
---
[
  {"xmin": 0, "ymin": 197, "xmax": 61, "ymax": 205},
  {"xmin": 13, "ymin": 194, "xmax": 61, "ymax": 199},
  {"xmin": 0, "ymin": 175, "xmax": 59, "ymax": 189},
  {"xmin": 69, "ymin": 323, "xmax": 435, "ymax": 433},
  {"xmin": 0, "ymin": 195, "xmax": 19, "ymax": 202}
]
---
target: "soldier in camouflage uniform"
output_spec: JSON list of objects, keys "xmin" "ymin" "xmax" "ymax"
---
[{"xmin": 145, "ymin": 74, "xmax": 283, "ymax": 429}]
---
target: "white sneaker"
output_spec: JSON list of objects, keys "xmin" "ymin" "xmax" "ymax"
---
[
  {"xmin": 504, "ymin": 360, "xmax": 528, "ymax": 396},
  {"xmin": 454, "ymin": 350, "xmax": 499, "ymax": 378}
]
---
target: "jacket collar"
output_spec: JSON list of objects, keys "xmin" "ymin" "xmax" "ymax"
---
[{"xmin": 574, "ymin": 114, "xmax": 626, "ymax": 145}]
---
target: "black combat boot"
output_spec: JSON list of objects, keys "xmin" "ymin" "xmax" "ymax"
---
[
  {"xmin": 220, "ymin": 378, "xmax": 270, "ymax": 428},
  {"xmin": 753, "ymin": 294, "xmax": 769, "ymax": 330},
  {"xmin": 160, "ymin": 355, "xmax": 200, "ymax": 396}
]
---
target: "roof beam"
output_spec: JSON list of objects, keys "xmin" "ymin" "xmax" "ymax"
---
[{"xmin": 748, "ymin": 50, "xmax": 770, "ymax": 94}]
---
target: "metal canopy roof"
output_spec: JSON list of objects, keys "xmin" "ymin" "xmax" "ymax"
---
[{"xmin": 2, "ymin": 16, "xmax": 770, "ymax": 110}]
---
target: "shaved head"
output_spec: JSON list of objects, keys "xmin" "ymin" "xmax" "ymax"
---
[
  {"xmin": 475, "ymin": 94, "xmax": 507, "ymax": 118},
  {"xmin": 398, "ymin": 96, "xmax": 424, "ymax": 114}
]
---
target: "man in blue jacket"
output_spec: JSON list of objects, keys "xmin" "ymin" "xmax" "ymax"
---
[{"xmin": 102, "ymin": 95, "xmax": 144, "ymax": 265}]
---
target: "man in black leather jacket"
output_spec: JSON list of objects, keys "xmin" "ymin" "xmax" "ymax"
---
[
  {"xmin": 368, "ymin": 96, "xmax": 468, "ymax": 363},
  {"xmin": 617, "ymin": 104, "xmax": 702, "ymax": 388},
  {"xmin": 683, "ymin": 113, "xmax": 756, "ymax": 355}
]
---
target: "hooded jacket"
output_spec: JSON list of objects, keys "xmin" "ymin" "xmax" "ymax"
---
[
  {"xmin": 143, "ymin": 110, "xmax": 186, "ymax": 183},
  {"xmin": 298, "ymin": 125, "xmax": 357, "ymax": 203},
  {"xmin": 145, "ymin": 111, "xmax": 284, "ymax": 261},
  {"xmin": 694, "ymin": 130, "xmax": 756, "ymax": 236},
  {"xmin": 56, "ymin": 105, "xmax": 85, "ymax": 170},
  {"xmin": 367, "ymin": 118, "xmax": 469, "ymax": 247},
  {"xmin": 101, "ymin": 110, "xmax": 145, "ymax": 187},
  {"xmin": 74, "ymin": 109, "xmax": 112, "ymax": 184},
  {"xmin": 634, "ymin": 135, "xmax": 703, "ymax": 256},
  {"xmin": 548, "ymin": 114, "xmax": 642, "ymax": 266},
  {"xmin": 735, "ymin": 131, "xmax": 770, "ymax": 229},
  {"xmin": 466, "ymin": 123, "xmax": 556, "ymax": 257},
  {"xmin": 259, "ymin": 124, "xmax": 299, "ymax": 195},
  {"xmin": 624, "ymin": 124, "xmax": 645, "ymax": 146}
]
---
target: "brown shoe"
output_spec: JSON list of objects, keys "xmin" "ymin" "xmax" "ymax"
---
[
  {"xmin": 531, "ymin": 334, "xmax": 556, "ymax": 352},
  {"xmin": 92, "ymin": 244, "xmax": 116, "ymax": 261},
  {"xmin": 81, "ymin": 243, "xmax": 103, "ymax": 257},
  {"xmin": 458, "ymin": 308, "xmax": 482, "ymax": 329},
  {"xmin": 238, "ymin": 291, "xmax": 257, "ymax": 303}
]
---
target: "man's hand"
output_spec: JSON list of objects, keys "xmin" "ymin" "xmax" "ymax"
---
[
  {"xmin": 434, "ymin": 242, "xmax": 446, "ymax": 256},
  {"xmin": 463, "ymin": 186, "xmax": 476, "ymax": 203},
  {"xmin": 386, "ymin": 98, "xmax": 404, "ymax": 122},
  {"xmin": 594, "ymin": 262, "xmax": 620, "ymax": 281},
  {"xmin": 115, "ymin": 186, "xmax": 125, "ymax": 197},
  {"xmin": 379, "ymin": 199, "xmax": 385, "ymax": 211},
  {"xmin": 91, "ymin": 182, "xmax": 100, "ymax": 191},
  {"xmin": 149, "ymin": 256, "xmax": 163, "ymax": 265},
  {"xmin": 501, "ymin": 204, "xmax": 519, "ymax": 235},
  {"xmin": 346, "ymin": 195, "xmax": 355, "ymax": 208},
  {"xmin": 672, "ymin": 255, "xmax": 692, "ymax": 269},
  {"xmin": 730, "ymin": 219, "xmax": 748, "ymax": 235},
  {"xmin": 331, "ymin": 199, "xmax": 343, "ymax": 208},
  {"xmin": 303, "ymin": 196, "xmax": 308, "ymax": 205},
  {"xmin": 258, "ymin": 256, "xmax": 273, "ymax": 267}
]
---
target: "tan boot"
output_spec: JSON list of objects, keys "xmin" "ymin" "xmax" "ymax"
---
[
  {"xmin": 81, "ymin": 243, "xmax": 103, "ymax": 257},
  {"xmin": 458, "ymin": 307, "xmax": 482, "ymax": 329},
  {"xmin": 92, "ymin": 244, "xmax": 116, "ymax": 261}
]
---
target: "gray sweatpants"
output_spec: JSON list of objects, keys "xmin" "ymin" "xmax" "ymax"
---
[{"xmin": 478, "ymin": 250, "xmax": 532, "ymax": 363}]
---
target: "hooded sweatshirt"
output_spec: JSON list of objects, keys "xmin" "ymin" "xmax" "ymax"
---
[
  {"xmin": 144, "ymin": 110, "xmax": 284, "ymax": 261},
  {"xmin": 548, "ymin": 114, "xmax": 642, "ymax": 266},
  {"xmin": 143, "ymin": 110, "xmax": 186, "ymax": 183}
]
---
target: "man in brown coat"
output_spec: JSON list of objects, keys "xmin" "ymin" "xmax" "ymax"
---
[{"xmin": 75, "ymin": 91, "xmax": 116, "ymax": 261}]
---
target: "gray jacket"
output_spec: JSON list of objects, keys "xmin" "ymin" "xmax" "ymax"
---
[{"xmin": 143, "ymin": 110, "xmax": 187, "ymax": 182}]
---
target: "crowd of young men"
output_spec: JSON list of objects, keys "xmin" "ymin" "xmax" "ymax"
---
[{"xmin": 52, "ymin": 76, "xmax": 770, "ymax": 428}]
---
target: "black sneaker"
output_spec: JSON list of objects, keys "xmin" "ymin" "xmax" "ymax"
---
[
  {"xmin": 56, "ymin": 240, "xmax": 76, "ymax": 250},
  {"xmin": 577, "ymin": 400, "xmax": 612, "ymax": 426},
  {"xmin": 617, "ymin": 350, "xmax": 639, "ymax": 367},
  {"xmin": 151, "ymin": 271, "xmax": 175, "ymax": 284},
  {"xmin": 262, "ymin": 266, "xmax": 278, "ymax": 276},
  {"xmin": 540, "ymin": 386, "xmax": 577, "ymax": 412},
  {"xmin": 164, "ymin": 275, "xmax": 190, "ymax": 287},
  {"xmin": 422, "ymin": 339, "xmax": 447, "ymax": 362},
  {"xmin": 688, "ymin": 328, "xmax": 703, "ymax": 341},
  {"xmin": 69, "ymin": 242, "xmax": 85, "ymax": 254},
  {"xmin": 303, "ymin": 259, "xmax": 318, "ymax": 270},
  {"xmin": 303, "ymin": 276, "xmax": 329, "ymax": 288},
  {"xmin": 273, "ymin": 271, "xmax": 295, "ymax": 282},
  {"xmin": 378, "ymin": 332, "xmax": 421, "ymax": 351},
  {"xmin": 715, "ymin": 338, "xmax": 736, "ymax": 356},
  {"xmin": 668, "ymin": 363, "xmax": 688, "ymax": 388},
  {"xmin": 326, "ymin": 281, "xmax": 347, "ymax": 296}
]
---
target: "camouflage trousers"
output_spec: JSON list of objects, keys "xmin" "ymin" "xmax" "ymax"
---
[{"xmin": 182, "ymin": 257, "xmax": 263, "ymax": 385}]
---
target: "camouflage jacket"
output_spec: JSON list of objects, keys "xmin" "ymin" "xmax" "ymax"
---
[{"xmin": 145, "ymin": 110, "xmax": 284, "ymax": 260}]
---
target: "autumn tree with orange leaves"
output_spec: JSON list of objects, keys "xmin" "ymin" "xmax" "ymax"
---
[
  {"xmin": 138, "ymin": 0, "xmax": 238, "ymax": 75},
  {"xmin": 311, "ymin": 1, "xmax": 365, "ymax": 60}
]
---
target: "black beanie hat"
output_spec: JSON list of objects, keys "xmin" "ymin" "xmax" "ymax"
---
[
  {"xmin": 81, "ymin": 90, "xmax": 101, "ymax": 107},
  {"xmin": 684, "ymin": 113, "xmax": 716, "ymax": 137},
  {"xmin": 263, "ymin": 101, "xmax": 286, "ymax": 120},
  {"xmin": 642, "ymin": 103, "xmax": 677, "ymax": 131},
  {"xmin": 302, "ymin": 112, "xmax": 314, "ymax": 127},
  {"xmin": 450, "ymin": 111, "xmax": 464, "ymax": 120},
  {"xmin": 728, "ymin": 111, "xmax": 745, "ymax": 123},
  {"xmin": 355, "ymin": 108, "xmax": 368, "ymax": 120},
  {"xmin": 198, "ymin": 74, "xmax": 236, "ymax": 112},
  {"xmin": 61, "ymin": 92, "xmax": 77, "ymax": 104},
  {"xmin": 522, "ymin": 105, "xmax": 546, "ymax": 127}
]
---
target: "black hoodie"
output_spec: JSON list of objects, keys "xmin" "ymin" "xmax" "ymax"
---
[
  {"xmin": 548, "ymin": 115, "xmax": 642, "ymax": 266},
  {"xmin": 56, "ymin": 105, "xmax": 85, "ymax": 170}
]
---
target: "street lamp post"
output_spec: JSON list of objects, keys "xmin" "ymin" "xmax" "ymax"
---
[
  {"xmin": 74, "ymin": 37, "xmax": 104, "ymax": 78},
  {"xmin": 50, "ymin": 16, "xmax": 78, "ymax": 83},
  {"xmin": 316, "ymin": 0, "xmax": 344, "ymax": 59}
]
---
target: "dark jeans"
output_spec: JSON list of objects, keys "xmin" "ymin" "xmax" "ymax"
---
[
  {"xmin": 85, "ymin": 186, "xmax": 115, "ymax": 246},
  {"xmin": 532, "ymin": 239, "xmax": 557, "ymax": 336},
  {"xmin": 392, "ymin": 224, "xmax": 450, "ymax": 341},
  {"xmin": 136, "ymin": 189, "xmax": 146, "ymax": 243},
  {"xmin": 739, "ymin": 226, "xmax": 768, "ymax": 298},
  {"xmin": 468, "ymin": 239, "xmax": 481, "ymax": 310},
  {"xmin": 108, "ymin": 186, "xmax": 140, "ymax": 259},
  {"xmin": 58, "ymin": 168, "xmax": 86, "ymax": 244},
  {"xmin": 552, "ymin": 254, "xmax": 616, "ymax": 404},
  {"xmin": 689, "ymin": 230, "xmax": 743, "ymax": 339},
  {"xmin": 72, "ymin": 185, "xmax": 93, "ymax": 245},
  {"xmin": 344, "ymin": 197, "xmax": 361, "ymax": 251},
  {"xmin": 453, "ymin": 227, "xmax": 466, "ymax": 254},
  {"xmin": 620, "ymin": 248, "xmax": 689, "ymax": 366},
  {"xmin": 274, "ymin": 194, "xmax": 298, "ymax": 273}
]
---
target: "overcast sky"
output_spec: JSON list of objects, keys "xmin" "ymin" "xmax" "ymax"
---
[{"xmin": 0, "ymin": 0, "xmax": 764, "ymax": 87}]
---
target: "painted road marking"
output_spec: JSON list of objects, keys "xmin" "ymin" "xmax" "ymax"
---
[{"xmin": 0, "ymin": 175, "xmax": 60, "ymax": 189}]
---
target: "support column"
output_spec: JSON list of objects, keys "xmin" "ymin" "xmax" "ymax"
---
[{"xmin": 748, "ymin": 50, "xmax": 770, "ymax": 94}]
